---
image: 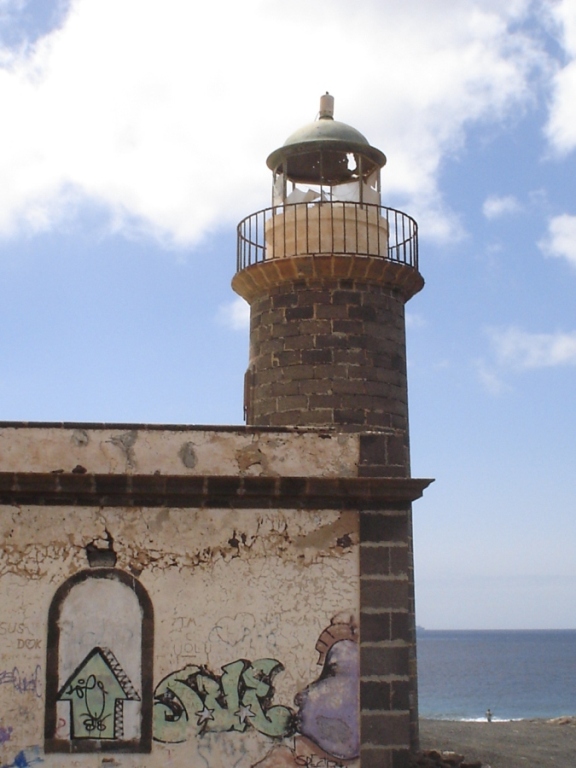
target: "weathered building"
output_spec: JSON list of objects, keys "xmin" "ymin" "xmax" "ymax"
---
[{"xmin": 0, "ymin": 96, "xmax": 431, "ymax": 768}]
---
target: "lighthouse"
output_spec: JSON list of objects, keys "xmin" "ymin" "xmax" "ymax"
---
[
  {"xmin": 0, "ymin": 95, "xmax": 431, "ymax": 768},
  {"xmin": 233, "ymin": 95, "xmax": 428, "ymax": 766},
  {"xmin": 233, "ymin": 94, "xmax": 422, "ymax": 471}
]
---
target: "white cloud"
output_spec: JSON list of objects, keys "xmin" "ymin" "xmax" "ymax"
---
[
  {"xmin": 0, "ymin": 0, "xmax": 548, "ymax": 247},
  {"xmin": 217, "ymin": 297, "xmax": 249, "ymax": 331},
  {"xmin": 474, "ymin": 359, "xmax": 511, "ymax": 395},
  {"xmin": 539, "ymin": 213, "xmax": 576, "ymax": 266},
  {"xmin": 482, "ymin": 194, "xmax": 522, "ymax": 219},
  {"xmin": 545, "ymin": 0, "xmax": 576, "ymax": 154},
  {"xmin": 488, "ymin": 326, "xmax": 576, "ymax": 370}
]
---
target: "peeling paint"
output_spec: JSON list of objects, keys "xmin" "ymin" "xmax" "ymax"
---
[
  {"xmin": 178, "ymin": 442, "xmax": 197, "ymax": 469},
  {"xmin": 108, "ymin": 430, "xmax": 138, "ymax": 470},
  {"xmin": 0, "ymin": 426, "xmax": 361, "ymax": 767}
]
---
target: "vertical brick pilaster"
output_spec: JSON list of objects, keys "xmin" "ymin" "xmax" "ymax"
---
[{"xmin": 360, "ymin": 508, "xmax": 418, "ymax": 761}]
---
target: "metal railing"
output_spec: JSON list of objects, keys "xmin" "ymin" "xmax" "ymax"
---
[{"xmin": 237, "ymin": 202, "xmax": 418, "ymax": 272}]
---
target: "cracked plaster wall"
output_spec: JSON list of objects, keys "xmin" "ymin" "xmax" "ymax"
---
[
  {"xmin": 0, "ymin": 426, "xmax": 359, "ymax": 477},
  {"xmin": 0, "ymin": 502, "xmax": 359, "ymax": 768}
]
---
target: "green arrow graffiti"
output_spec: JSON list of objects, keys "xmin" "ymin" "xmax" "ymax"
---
[{"xmin": 57, "ymin": 647, "xmax": 140, "ymax": 740}]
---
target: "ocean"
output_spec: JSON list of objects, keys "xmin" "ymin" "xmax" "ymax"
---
[{"xmin": 416, "ymin": 629, "xmax": 576, "ymax": 721}]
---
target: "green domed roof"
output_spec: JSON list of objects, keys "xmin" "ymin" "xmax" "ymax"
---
[
  {"xmin": 266, "ymin": 114, "xmax": 386, "ymax": 174},
  {"xmin": 282, "ymin": 117, "xmax": 371, "ymax": 148}
]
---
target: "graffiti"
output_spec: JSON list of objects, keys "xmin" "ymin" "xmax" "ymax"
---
[
  {"xmin": 172, "ymin": 636, "xmax": 204, "ymax": 665},
  {"xmin": 294, "ymin": 755, "xmax": 341, "ymax": 768},
  {"xmin": 0, "ymin": 746, "xmax": 43, "ymax": 768},
  {"xmin": 0, "ymin": 623, "xmax": 29, "ymax": 636},
  {"xmin": 0, "ymin": 727, "xmax": 13, "ymax": 745},
  {"xmin": 296, "ymin": 618, "xmax": 359, "ymax": 761},
  {"xmin": 251, "ymin": 736, "xmax": 349, "ymax": 768},
  {"xmin": 153, "ymin": 614, "xmax": 359, "ymax": 763},
  {"xmin": 16, "ymin": 640, "xmax": 40, "ymax": 651},
  {"xmin": 54, "ymin": 718, "xmax": 67, "ymax": 738},
  {"xmin": 153, "ymin": 658, "xmax": 294, "ymax": 743},
  {"xmin": 57, "ymin": 647, "xmax": 140, "ymax": 740},
  {"xmin": 0, "ymin": 666, "xmax": 42, "ymax": 698}
]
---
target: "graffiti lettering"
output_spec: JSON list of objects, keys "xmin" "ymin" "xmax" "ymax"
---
[
  {"xmin": 153, "ymin": 659, "xmax": 294, "ymax": 743},
  {"xmin": 0, "ymin": 726, "xmax": 13, "ymax": 745},
  {"xmin": 0, "ymin": 623, "xmax": 28, "ymax": 636},
  {"xmin": 172, "ymin": 635, "xmax": 204, "ymax": 662},
  {"xmin": 16, "ymin": 640, "xmax": 41, "ymax": 651},
  {"xmin": 54, "ymin": 719, "xmax": 67, "ymax": 739},
  {"xmin": 295, "ymin": 756, "xmax": 340, "ymax": 768},
  {"xmin": 171, "ymin": 617, "xmax": 195, "ymax": 631},
  {"xmin": 0, "ymin": 667, "xmax": 42, "ymax": 698}
]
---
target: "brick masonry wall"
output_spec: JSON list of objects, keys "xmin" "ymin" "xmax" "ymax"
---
[
  {"xmin": 360, "ymin": 508, "xmax": 417, "ymax": 768},
  {"xmin": 246, "ymin": 277, "xmax": 410, "ymax": 476}
]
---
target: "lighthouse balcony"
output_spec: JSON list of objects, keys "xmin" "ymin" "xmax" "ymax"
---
[{"xmin": 237, "ymin": 202, "xmax": 418, "ymax": 272}]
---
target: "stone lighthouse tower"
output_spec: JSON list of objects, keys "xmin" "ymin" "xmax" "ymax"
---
[
  {"xmin": 233, "ymin": 95, "xmax": 429, "ymax": 767},
  {"xmin": 233, "ymin": 94, "xmax": 422, "ymax": 467}
]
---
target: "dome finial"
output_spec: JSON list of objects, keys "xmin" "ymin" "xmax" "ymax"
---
[{"xmin": 319, "ymin": 92, "xmax": 334, "ymax": 120}]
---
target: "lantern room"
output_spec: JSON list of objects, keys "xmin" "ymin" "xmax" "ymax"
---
[
  {"xmin": 267, "ymin": 93, "xmax": 386, "ymax": 207},
  {"xmin": 235, "ymin": 94, "xmax": 418, "ymax": 269}
]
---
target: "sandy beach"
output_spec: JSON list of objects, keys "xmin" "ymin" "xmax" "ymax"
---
[{"xmin": 418, "ymin": 717, "xmax": 576, "ymax": 767}]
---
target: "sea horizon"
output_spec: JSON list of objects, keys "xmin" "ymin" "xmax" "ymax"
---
[{"xmin": 416, "ymin": 628, "xmax": 576, "ymax": 722}]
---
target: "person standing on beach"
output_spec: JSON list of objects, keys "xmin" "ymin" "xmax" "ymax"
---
[{"xmin": 486, "ymin": 709, "xmax": 493, "ymax": 722}]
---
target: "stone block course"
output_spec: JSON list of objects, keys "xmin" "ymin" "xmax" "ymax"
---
[
  {"xmin": 361, "ymin": 645, "xmax": 410, "ymax": 677},
  {"xmin": 390, "ymin": 546, "xmax": 409, "ymax": 574},
  {"xmin": 360, "ymin": 747, "xmax": 412, "ymax": 768},
  {"xmin": 301, "ymin": 349, "xmax": 334, "ymax": 365},
  {"xmin": 361, "ymin": 680, "xmax": 393, "ymax": 710},
  {"xmin": 390, "ymin": 612, "xmax": 412, "ymax": 643},
  {"xmin": 282, "ymin": 334, "xmax": 316, "ymax": 351},
  {"xmin": 246, "ymin": 276, "xmax": 410, "ymax": 434},
  {"xmin": 362, "ymin": 713, "xmax": 411, "ymax": 747},
  {"xmin": 271, "ymin": 292, "xmax": 298, "ymax": 308},
  {"xmin": 360, "ymin": 612, "xmax": 393, "ymax": 643},
  {"xmin": 315, "ymin": 303, "xmax": 350, "ymax": 319},
  {"xmin": 360, "ymin": 545, "xmax": 392, "ymax": 575},
  {"xmin": 360, "ymin": 513, "xmax": 409, "ymax": 543},
  {"xmin": 285, "ymin": 305, "xmax": 315, "ymax": 321},
  {"xmin": 391, "ymin": 680, "xmax": 411, "ymax": 711},
  {"xmin": 361, "ymin": 579, "xmax": 409, "ymax": 611}
]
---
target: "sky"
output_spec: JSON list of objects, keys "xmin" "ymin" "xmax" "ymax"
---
[{"xmin": 0, "ymin": 0, "xmax": 575, "ymax": 630}]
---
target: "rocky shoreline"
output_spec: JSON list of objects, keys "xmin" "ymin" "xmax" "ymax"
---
[{"xmin": 415, "ymin": 716, "xmax": 576, "ymax": 768}]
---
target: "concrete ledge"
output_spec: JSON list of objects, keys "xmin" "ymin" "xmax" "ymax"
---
[
  {"xmin": 232, "ymin": 254, "xmax": 424, "ymax": 303},
  {"xmin": 0, "ymin": 473, "xmax": 432, "ymax": 509}
]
